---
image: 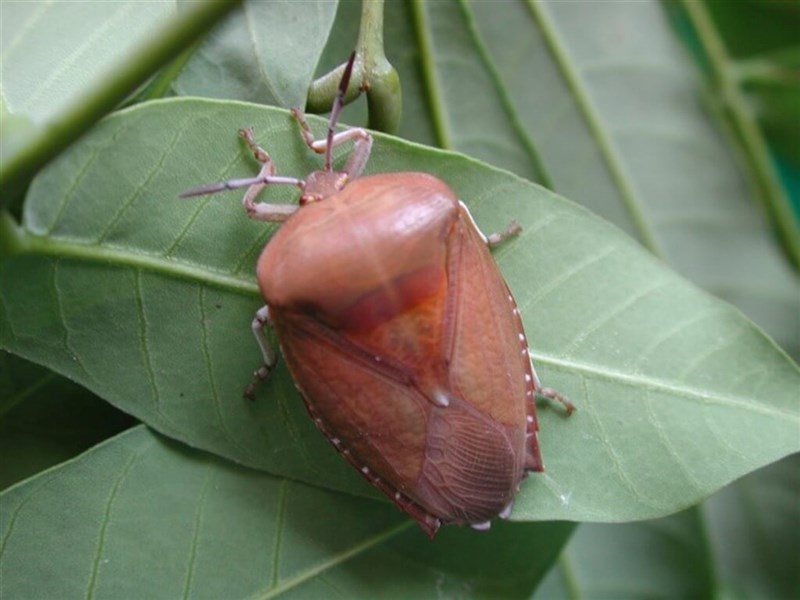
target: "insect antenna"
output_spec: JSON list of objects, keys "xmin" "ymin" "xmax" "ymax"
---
[
  {"xmin": 324, "ymin": 50, "xmax": 357, "ymax": 172},
  {"xmin": 179, "ymin": 175, "xmax": 303, "ymax": 198}
]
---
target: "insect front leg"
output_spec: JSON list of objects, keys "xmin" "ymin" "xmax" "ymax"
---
[
  {"xmin": 238, "ymin": 127, "xmax": 275, "ymax": 214},
  {"xmin": 290, "ymin": 108, "xmax": 374, "ymax": 179},
  {"xmin": 288, "ymin": 52, "xmax": 373, "ymax": 179},
  {"xmin": 238, "ymin": 128, "xmax": 302, "ymax": 223},
  {"xmin": 179, "ymin": 129, "xmax": 304, "ymax": 221},
  {"xmin": 244, "ymin": 305, "xmax": 278, "ymax": 400}
]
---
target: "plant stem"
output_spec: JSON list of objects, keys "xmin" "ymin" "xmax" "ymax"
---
[{"xmin": 307, "ymin": 0, "xmax": 402, "ymax": 133}]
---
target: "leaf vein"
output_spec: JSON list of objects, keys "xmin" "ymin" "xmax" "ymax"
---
[
  {"xmin": 86, "ymin": 450, "xmax": 139, "ymax": 600},
  {"xmin": 457, "ymin": 0, "xmax": 552, "ymax": 185},
  {"xmin": 182, "ymin": 462, "xmax": 215, "ymax": 600},
  {"xmin": 199, "ymin": 285, "xmax": 249, "ymax": 455},
  {"xmin": 28, "ymin": 3, "xmax": 136, "ymax": 110},
  {"xmin": 269, "ymin": 479, "xmax": 289, "ymax": 589},
  {"xmin": 582, "ymin": 378, "xmax": 666, "ymax": 509},
  {"xmin": 538, "ymin": 353, "xmax": 799, "ymax": 422},
  {"xmin": 274, "ymin": 389, "xmax": 326, "ymax": 480},
  {"xmin": 242, "ymin": 2, "xmax": 281, "ymax": 105},
  {"xmin": 133, "ymin": 269, "xmax": 167, "ymax": 423},
  {"xmin": 642, "ymin": 389, "xmax": 705, "ymax": 492},
  {"xmin": 258, "ymin": 520, "xmax": 414, "ymax": 599},
  {"xmin": 520, "ymin": 242, "xmax": 618, "ymax": 314},
  {"xmin": 25, "ymin": 236, "xmax": 258, "ymax": 297},
  {"xmin": 675, "ymin": 326, "xmax": 749, "ymax": 380},
  {"xmin": 166, "ymin": 133, "xmax": 247, "ymax": 258},
  {"xmin": 0, "ymin": 477, "xmax": 52, "ymax": 583},
  {"xmin": 701, "ymin": 401, "xmax": 749, "ymax": 461},
  {"xmin": 562, "ymin": 277, "xmax": 669, "ymax": 355},
  {"xmin": 97, "ymin": 122, "xmax": 184, "ymax": 245},
  {"xmin": 0, "ymin": 0, "xmax": 50, "ymax": 64},
  {"xmin": 41, "ymin": 140, "xmax": 101, "ymax": 236},
  {"xmin": 527, "ymin": 0, "xmax": 663, "ymax": 255},
  {"xmin": 632, "ymin": 305, "xmax": 723, "ymax": 372},
  {"xmin": 53, "ymin": 259, "xmax": 93, "ymax": 382}
]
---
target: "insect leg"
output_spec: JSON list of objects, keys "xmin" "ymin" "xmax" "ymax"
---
[
  {"xmin": 179, "ymin": 129, "xmax": 304, "ymax": 222},
  {"xmin": 244, "ymin": 305, "xmax": 278, "ymax": 400},
  {"xmin": 290, "ymin": 108, "xmax": 374, "ymax": 179},
  {"xmin": 239, "ymin": 127, "xmax": 274, "ymax": 167},
  {"xmin": 340, "ymin": 128, "xmax": 374, "ymax": 180},
  {"xmin": 458, "ymin": 201, "xmax": 522, "ymax": 247},
  {"xmin": 537, "ymin": 387, "xmax": 576, "ymax": 415},
  {"xmin": 289, "ymin": 50, "xmax": 372, "ymax": 177},
  {"xmin": 238, "ymin": 128, "xmax": 303, "ymax": 222},
  {"xmin": 530, "ymin": 367, "xmax": 576, "ymax": 415},
  {"xmin": 486, "ymin": 220, "xmax": 522, "ymax": 248}
]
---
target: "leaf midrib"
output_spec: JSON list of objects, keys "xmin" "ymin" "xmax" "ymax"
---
[
  {"xmin": 258, "ymin": 520, "xmax": 414, "ymax": 600},
  {"xmin": 16, "ymin": 232, "xmax": 797, "ymax": 424},
  {"xmin": 20, "ymin": 232, "xmax": 259, "ymax": 297},
  {"xmin": 543, "ymin": 354, "xmax": 799, "ymax": 422}
]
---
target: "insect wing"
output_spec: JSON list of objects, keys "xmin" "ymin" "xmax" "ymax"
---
[
  {"xmin": 272, "ymin": 309, "xmax": 431, "ymax": 497},
  {"xmin": 448, "ymin": 205, "xmax": 543, "ymax": 471}
]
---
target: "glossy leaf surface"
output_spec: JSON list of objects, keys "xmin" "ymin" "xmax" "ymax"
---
[
  {"xmin": 0, "ymin": 426, "xmax": 573, "ymax": 599},
  {"xmin": 0, "ymin": 1, "xmax": 798, "ymax": 596},
  {"xmin": 1, "ymin": 99, "xmax": 797, "ymax": 523},
  {"xmin": 1, "ymin": 1, "xmax": 171, "ymax": 126}
]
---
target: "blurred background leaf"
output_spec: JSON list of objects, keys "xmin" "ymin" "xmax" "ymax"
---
[
  {"xmin": 0, "ymin": 0, "xmax": 240, "ymax": 201},
  {"xmin": 534, "ymin": 454, "xmax": 800, "ymax": 599},
  {"xmin": 665, "ymin": 0, "xmax": 800, "ymax": 267},
  {"xmin": 0, "ymin": 353, "xmax": 135, "ymax": 490},
  {"xmin": 169, "ymin": 1, "xmax": 337, "ymax": 107},
  {"xmin": 0, "ymin": 0, "xmax": 798, "ymax": 598}
]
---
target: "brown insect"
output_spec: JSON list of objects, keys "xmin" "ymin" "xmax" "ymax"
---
[{"xmin": 182, "ymin": 52, "xmax": 573, "ymax": 537}]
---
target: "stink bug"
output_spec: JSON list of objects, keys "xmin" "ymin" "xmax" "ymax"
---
[{"xmin": 182, "ymin": 52, "xmax": 574, "ymax": 538}]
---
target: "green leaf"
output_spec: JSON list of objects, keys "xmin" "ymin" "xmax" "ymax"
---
[
  {"xmin": 700, "ymin": 0, "xmax": 800, "ymax": 59},
  {"xmin": 667, "ymin": 0, "xmax": 800, "ymax": 267},
  {"xmin": 0, "ymin": 352, "xmax": 135, "ymax": 491},
  {"xmin": 1, "ymin": 98, "xmax": 798, "ymax": 524},
  {"xmin": 703, "ymin": 454, "xmax": 800, "ymax": 598},
  {"xmin": 1, "ymin": 2, "xmax": 799, "ymax": 595},
  {"xmin": 690, "ymin": 1, "xmax": 800, "ymax": 166},
  {"xmin": 1, "ymin": 2, "xmax": 169, "ymax": 126},
  {"xmin": 534, "ymin": 454, "xmax": 800, "ymax": 598},
  {"xmin": 171, "ymin": 1, "xmax": 338, "ymax": 108},
  {"xmin": 0, "ymin": 0, "xmax": 239, "ymax": 196},
  {"xmin": 0, "ymin": 426, "xmax": 573, "ymax": 598},
  {"xmin": 535, "ymin": 509, "xmax": 715, "ymax": 598}
]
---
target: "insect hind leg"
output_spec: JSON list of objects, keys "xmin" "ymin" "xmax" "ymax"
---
[
  {"xmin": 530, "ymin": 367, "xmax": 576, "ymax": 415},
  {"xmin": 244, "ymin": 305, "xmax": 278, "ymax": 400},
  {"xmin": 486, "ymin": 220, "xmax": 522, "ymax": 248}
]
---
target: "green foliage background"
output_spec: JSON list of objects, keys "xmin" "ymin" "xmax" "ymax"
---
[{"xmin": 1, "ymin": 1, "xmax": 798, "ymax": 598}]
